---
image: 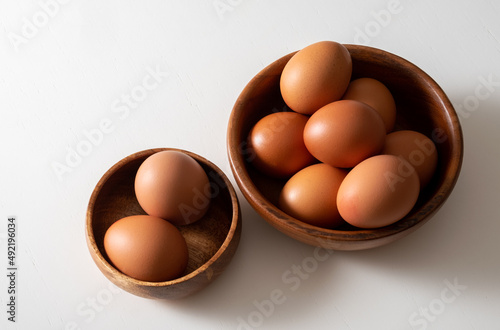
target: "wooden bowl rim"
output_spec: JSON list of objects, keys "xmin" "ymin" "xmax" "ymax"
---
[
  {"xmin": 227, "ymin": 44, "xmax": 463, "ymax": 243},
  {"xmin": 86, "ymin": 147, "xmax": 240, "ymax": 287}
]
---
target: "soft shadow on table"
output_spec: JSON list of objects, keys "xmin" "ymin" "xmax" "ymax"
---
[
  {"xmin": 157, "ymin": 193, "xmax": 339, "ymax": 322},
  {"xmin": 333, "ymin": 93, "xmax": 500, "ymax": 308},
  {"xmin": 158, "ymin": 95, "xmax": 500, "ymax": 327}
]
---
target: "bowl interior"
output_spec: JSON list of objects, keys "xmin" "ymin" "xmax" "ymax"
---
[
  {"xmin": 228, "ymin": 44, "xmax": 462, "ymax": 248},
  {"xmin": 87, "ymin": 148, "xmax": 239, "ymax": 294}
]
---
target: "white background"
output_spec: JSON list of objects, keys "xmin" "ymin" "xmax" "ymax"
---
[{"xmin": 1, "ymin": 0, "xmax": 499, "ymax": 329}]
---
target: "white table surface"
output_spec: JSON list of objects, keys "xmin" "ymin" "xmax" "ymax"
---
[{"xmin": 1, "ymin": 0, "xmax": 499, "ymax": 329}]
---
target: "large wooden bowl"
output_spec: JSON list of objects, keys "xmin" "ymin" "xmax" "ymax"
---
[
  {"xmin": 86, "ymin": 148, "xmax": 241, "ymax": 299},
  {"xmin": 227, "ymin": 44, "xmax": 463, "ymax": 251}
]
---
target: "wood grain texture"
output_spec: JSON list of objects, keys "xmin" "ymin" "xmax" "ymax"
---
[
  {"xmin": 227, "ymin": 44, "xmax": 463, "ymax": 251},
  {"xmin": 86, "ymin": 148, "xmax": 241, "ymax": 299}
]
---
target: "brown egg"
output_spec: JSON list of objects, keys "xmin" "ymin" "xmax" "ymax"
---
[
  {"xmin": 135, "ymin": 151, "xmax": 210, "ymax": 225},
  {"xmin": 280, "ymin": 41, "xmax": 352, "ymax": 115},
  {"xmin": 279, "ymin": 163, "xmax": 347, "ymax": 229},
  {"xmin": 247, "ymin": 111, "xmax": 316, "ymax": 178},
  {"xmin": 382, "ymin": 130, "xmax": 438, "ymax": 188},
  {"xmin": 303, "ymin": 100, "xmax": 386, "ymax": 168},
  {"xmin": 104, "ymin": 215, "xmax": 188, "ymax": 282},
  {"xmin": 337, "ymin": 155, "xmax": 420, "ymax": 228},
  {"xmin": 342, "ymin": 78, "xmax": 397, "ymax": 133}
]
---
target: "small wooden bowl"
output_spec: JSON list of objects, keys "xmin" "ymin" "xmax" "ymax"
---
[
  {"xmin": 86, "ymin": 148, "xmax": 241, "ymax": 299},
  {"xmin": 227, "ymin": 44, "xmax": 463, "ymax": 251}
]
